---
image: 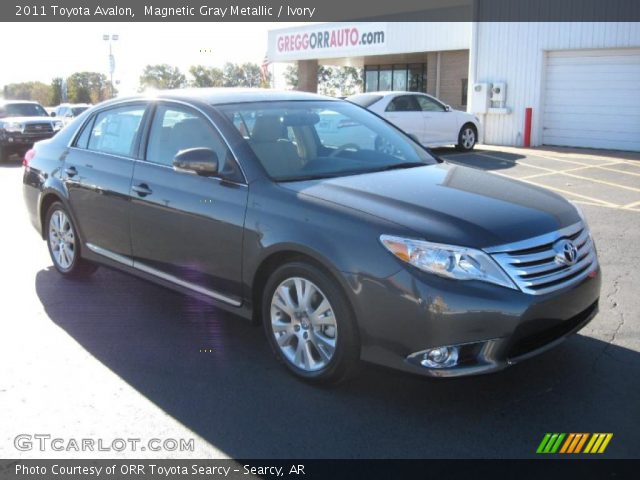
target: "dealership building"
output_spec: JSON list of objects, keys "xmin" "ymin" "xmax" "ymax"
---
[{"xmin": 267, "ymin": 22, "xmax": 640, "ymax": 151}]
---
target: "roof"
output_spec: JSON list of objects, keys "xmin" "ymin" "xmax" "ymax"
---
[{"xmin": 112, "ymin": 88, "xmax": 336, "ymax": 106}]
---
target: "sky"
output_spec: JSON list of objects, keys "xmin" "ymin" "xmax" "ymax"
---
[{"xmin": 0, "ymin": 22, "xmax": 309, "ymax": 95}]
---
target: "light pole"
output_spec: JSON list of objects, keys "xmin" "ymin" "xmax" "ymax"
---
[{"xmin": 103, "ymin": 34, "xmax": 119, "ymax": 98}]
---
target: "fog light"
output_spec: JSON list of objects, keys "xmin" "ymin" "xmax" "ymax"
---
[{"xmin": 421, "ymin": 346, "xmax": 459, "ymax": 368}]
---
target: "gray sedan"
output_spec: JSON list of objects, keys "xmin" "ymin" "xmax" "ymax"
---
[{"xmin": 23, "ymin": 89, "xmax": 600, "ymax": 384}]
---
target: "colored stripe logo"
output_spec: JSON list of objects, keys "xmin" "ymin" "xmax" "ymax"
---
[{"xmin": 537, "ymin": 433, "xmax": 613, "ymax": 454}]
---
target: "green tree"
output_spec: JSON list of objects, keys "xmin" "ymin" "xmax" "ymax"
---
[
  {"xmin": 241, "ymin": 63, "xmax": 262, "ymax": 88},
  {"xmin": 67, "ymin": 72, "xmax": 113, "ymax": 103},
  {"xmin": 222, "ymin": 62, "xmax": 244, "ymax": 87},
  {"xmin": 189, "ymin": 65, "xmax": 224, "ymax": 88},
  {"xmin": 1, "ymin": 81, "xmax": 54, "ymax": 105},
  {"xmin": 139, "ymin": 64, "xmax": 186, "ymax": 91},
  {"xmin": 283, "ymin": 64, "xmax": 298, "ymax": 89},
  {"xmin": 50, "ymin": 78, "xmax": 63, "ymax": 106}
]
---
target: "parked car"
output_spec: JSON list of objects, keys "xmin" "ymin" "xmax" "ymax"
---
[
  {"xmin": 0, "ymin": 100, "xmax": 63, "ymax": 162},
  {"xmin": 51, "ymin": 103, "xmax": 91, "ymax": 126},
  {"xmin": 347, "ymin": 91, "xmax": 481, "ymax": 151},
  {"xmin": 23, "ymin": 89, "xmax": 600, "ymax": 384}
]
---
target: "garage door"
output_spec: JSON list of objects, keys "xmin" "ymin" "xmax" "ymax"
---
[{"xmin": 543, "ymin": 49, "xmax": 640, "ymax": 152}]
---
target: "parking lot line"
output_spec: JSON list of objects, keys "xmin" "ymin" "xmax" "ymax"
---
[
  {"xmin": 477, "ymin": 151, "xmax": 592, "ymax": 168},
  {"xmin": 595, "ymin": 165, "xmax": 640, "ymax": 178},
  {"xmin": 492, "ymin": 172, "xmax": 619, "ymax": 207},
  {"xmin": 623, "ymin": 200, "xmax": 640, "ymax": 210},
  {"xmin": 499, "ymin": 161, "xmax": 640, "ymax": 195},
  {"xmin": 519, "ymin": 162, "xmax": 625, "ymax": 180}
]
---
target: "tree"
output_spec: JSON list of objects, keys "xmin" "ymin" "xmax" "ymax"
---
[
  {"xmin": 241, "ymin": 63, "xmax": 262, "ymax": 88},
  {"xmin": 283, "ymin": 64, "xmax": 298, "ymax": 89},
  {"xmin": 220, "ymin": 62, "xmax": 269, "ymax": 88},
  {"xmin": 139, "ymin": 64, "xmax": 187, "ymax": 91},
  {"xmin": 66, "ymin": 72, "xmax": 113, "ymax": 103},
  {"xmin": 1, "ymin": 81, "xmax": 54, "ymax": 105},
  {"xmin": 189, "ymin": 65, "xmax": 224, "ymax": 88},
  {"xmin": 281, "ymin": 64, "xmax": 363, "ymax": 96},
  {"xmin": 50, "ymin": 78, "xmax": 63, "ymax": 106},
  {"xmin": 335, "ymin": 67, "xmax": 363, "ymax": 96},
  {"xmin": 222, "ymin": 62, "xmax": 244, "ymax": 87}
]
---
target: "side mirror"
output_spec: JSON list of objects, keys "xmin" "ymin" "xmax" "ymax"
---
[
  {"xmin": 65, "ymin": 113, "xmax": 73, "ymax": 118},
  {"xmin": 173, "ymin": 148, "xmax": 218, "ymax": 177},
  {"xmin": 408, "ymin": 133, "xmax": 421, "ymax": 143},
  {"xmin": 444, "ymin": 105, "xmax": 452, "ymax": 112},
  {"xmin": 50, "ymin": 112, "xmax": 56, "ymax": 117}
]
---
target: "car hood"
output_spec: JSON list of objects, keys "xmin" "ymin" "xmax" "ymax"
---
[
  {"xmin": 280, "ymin": 163, "xmax": 580, "ymax": 249},
  {"xmin": 2, "ymin": 116, "xmax": 54, "ymax": 124}
]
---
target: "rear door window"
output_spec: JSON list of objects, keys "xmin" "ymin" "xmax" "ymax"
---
[{"xmin": 87, "ymin": 105, "xmax": 146, "ymax": 157}]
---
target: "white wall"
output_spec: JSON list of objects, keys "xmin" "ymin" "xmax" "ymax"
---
[{"xmin": 472, "ymin": 22, "xmax": 640, "ymax": 147}]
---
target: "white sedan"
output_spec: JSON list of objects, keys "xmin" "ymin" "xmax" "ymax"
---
[{"xmin": 347, "ymin": 92, "xmax": 481, "ymax": 151}]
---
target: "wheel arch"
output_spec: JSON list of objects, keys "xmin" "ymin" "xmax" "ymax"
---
[{"xmin": 249, "ymin": 247, "xmax": 358, "ymax": 326}]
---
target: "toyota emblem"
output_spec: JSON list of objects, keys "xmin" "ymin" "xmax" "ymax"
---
[{"xmin": 553, "ymin": 239, "xmax": 578, "ymax": 266}]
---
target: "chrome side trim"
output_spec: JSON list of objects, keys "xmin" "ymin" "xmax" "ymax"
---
[
  {"xmin": 85, "ymin": 243, "xmax": 241, "ymax": 307},
  {"xmin": 86, "ymin": 243, "xmax": 133, "ymax": 267}
]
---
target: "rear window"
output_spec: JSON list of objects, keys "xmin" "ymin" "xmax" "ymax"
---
[{"xmin": 346, "ymin": 94, "xmax": 383, "ymax": 108}]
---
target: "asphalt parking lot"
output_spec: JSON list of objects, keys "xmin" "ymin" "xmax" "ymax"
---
[{"xmin": 1, "ymin": 145, "xmax": 639, "ymax": 460}]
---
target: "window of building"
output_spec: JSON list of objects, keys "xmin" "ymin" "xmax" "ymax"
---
[{"xmin": 364, "ymin": 64, "xmax": 427, "ymax": 93}]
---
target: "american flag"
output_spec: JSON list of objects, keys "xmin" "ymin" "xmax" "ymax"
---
[{"xmin": 260, "ymin": 54, "xmax": 270, "ymax": 84}]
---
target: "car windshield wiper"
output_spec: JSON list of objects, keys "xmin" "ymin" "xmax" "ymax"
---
[{"xmin": 368, "ymin": 162, "xmax": 427, "ymax": 173}]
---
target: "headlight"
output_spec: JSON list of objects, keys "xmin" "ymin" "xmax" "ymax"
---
[
  {"xmin": 3, "ymin": 122, "xmax": 23, "ymax": 133},
  {"xmin": 380, "ymin": 235, "xmax": 517, "ymax": 290},
  {"xmin": 52, "ymin": 120, "xmax": 64, "ymax": 131}
]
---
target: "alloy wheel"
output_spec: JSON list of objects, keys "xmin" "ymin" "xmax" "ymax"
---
[
  {"xmin": 270, "ymin": 277, "xmax": 338, "ymax": 372},
  {"xmin": 48, "ymin": 210, "xmax": 76, "ymax": 270}
]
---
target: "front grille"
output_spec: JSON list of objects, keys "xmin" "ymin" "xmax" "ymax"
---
[
  {"xmin": 487, "ymin": 222, "xmax": 597, "ymax": 295},
  {"xmin": 23, "ymin": 123, "xmax": 53, "ymax": 134}
]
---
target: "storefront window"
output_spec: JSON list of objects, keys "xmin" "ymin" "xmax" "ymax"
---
[
  {"xmin": 365, "ymin": 70, "xmax": 378, "ymax": 92},
  {"xmin": 393, "ymin": 68, "xmax": 407, "ymax": 91},
  {"xmin": 365, "ymin": 64, "xmax": 426, "ymax": 93},
  {"xmin": 378, "ymin": 70, "xmax": 392, "ymax": 90},
  {"xmin": 409, "ymin": 64, "xmax": 427, "ymax": 93}
]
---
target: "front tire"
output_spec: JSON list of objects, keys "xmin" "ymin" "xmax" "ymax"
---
[
  {"xmin": 262, "ymin": 261, "xmax": 360, "ymax": 384},
  {"xmin": 46, "ymin": 202, "xmax": 97, "ymax": 278},
  {"xmin": 456, "ymin": 124, "xmax": 477, "ymax": 151}
]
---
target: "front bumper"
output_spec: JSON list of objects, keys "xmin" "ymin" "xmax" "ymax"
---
[
  {"xmin": 344, "ymin": 262, "xmax": 601, "ymax": 378},
  {"xmin": 1, "ymin": 132, "xmax": 54, "ymax": 149}
]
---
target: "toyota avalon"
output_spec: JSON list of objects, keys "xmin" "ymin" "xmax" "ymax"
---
[{"xmin": 23, "ymin": 89, "xmax": 600, "ymax": 384}]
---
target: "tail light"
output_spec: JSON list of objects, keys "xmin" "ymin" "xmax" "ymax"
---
[{"xmin": 23, "ymin": 149, "xmax": 36, "ymax": 167}]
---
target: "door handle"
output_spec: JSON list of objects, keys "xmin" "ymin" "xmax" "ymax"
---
[
  {"xmin": 64, "ymin": 166, "xmax": 78, "ymax": 177},
  {"xmin": 132, "ymin": 183, "xmax": 153, "ymax": 197}
]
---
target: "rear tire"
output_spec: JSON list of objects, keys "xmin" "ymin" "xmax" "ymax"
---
[
  {"xmin": 262, "ymin": 261, "xmax": 360, "ymax": 385},
  {"xmin": 45, "ymin": 202, "xmax": 98, "ymax": 279},
  {"xmin": 455, "ymin": 124, "xmax": 477, "ymax": 151}
]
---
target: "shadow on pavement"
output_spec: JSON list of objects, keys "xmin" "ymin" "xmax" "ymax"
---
[
  {"xmin": 35, "ymin": 266, "xmax": 640, "ymax": 459},
  {"xmin": 430, "ymin": 147, "xmax": 526, "ymax": 172}
]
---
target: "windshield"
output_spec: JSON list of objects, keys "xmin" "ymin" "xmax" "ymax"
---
[
  {"xmin": 0, "ymin": 103, "xmax": 48, "ymax": 118},
  {"xmin": 72, "ymin": 106, "xmax": 89, "ymax": 116},
  {"xmin": 216, "ymin": 100, "xmax": 435, "ymax": 181}
]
